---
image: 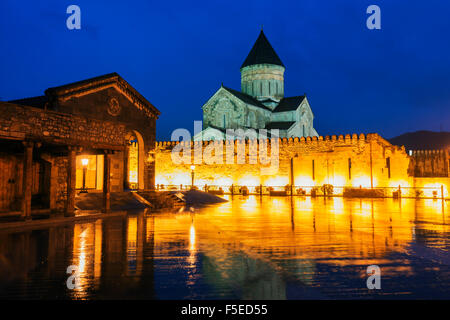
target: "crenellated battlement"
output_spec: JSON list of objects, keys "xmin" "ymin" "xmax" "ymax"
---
[
  {"xmin": 154, "ymin": 132, "xmax": 387, "ymax": 148},
  {"xmin": 409, "ymin": 149, "xmax": 449, "ymax": 178},
  {"xmin": 410, "ymin": 149, "xmax": 448, "ymax": 157}
]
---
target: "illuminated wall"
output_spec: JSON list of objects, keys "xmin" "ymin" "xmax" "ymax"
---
[
  {"xmin": 74, "ymin": 153, "xmax": 124, "ymax": 193},
  {"xmin": 126, "ymin": 130, "xmax": 146, "ymax": 190},
  {"xmin": 154, "ymin": 133, "xmax": 437, "ymax": 195},
  {"xmin": 410, "ymin": 150, "xmax": 449, "ymax": 177},
  {"xmin": 75, "ymin": 155, "xmax": 104, "ymax": 190},
  {"xmin": 128, "ymin": 139, "xmax": 139, "ymax": 188},
  {"xmin": 413, "ymin": 177, "xmax": 450, "ymax": 198}
]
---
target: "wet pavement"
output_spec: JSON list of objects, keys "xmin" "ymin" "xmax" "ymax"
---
[{"xmin": 0, "ymin": 196, "xmax": 449, "ymax": 299}]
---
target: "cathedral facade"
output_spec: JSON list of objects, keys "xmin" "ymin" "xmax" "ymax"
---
[{"xmin": 195, "ymin": 30, "xmax": 319, "ymax": 141}]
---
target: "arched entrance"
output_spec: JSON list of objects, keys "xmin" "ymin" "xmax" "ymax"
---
[{"xmin": 125, "ymin": 130, "xmax": 145, "ymax": 190}]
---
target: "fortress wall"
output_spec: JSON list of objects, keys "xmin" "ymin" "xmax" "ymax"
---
[
  {"xmin": 409, "ymin": 150, "xmax": 449, "ymax": 177},
  {"xmin": 153, "ymin": 133, "xmax": 436, "ymax": 195}
]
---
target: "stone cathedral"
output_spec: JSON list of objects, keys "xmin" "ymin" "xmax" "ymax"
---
[{"xmin": 195, "ymin": 30, "xmax": 319, "ymax": 141}]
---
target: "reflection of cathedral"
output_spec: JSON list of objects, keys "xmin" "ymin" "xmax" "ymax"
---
[{"xmin": 195, "ymin": 30, "xmax": 319, "ymax": 141}]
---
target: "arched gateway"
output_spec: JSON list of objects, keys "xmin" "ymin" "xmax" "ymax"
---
[{"xmin": 125, "ymin": 130, "xmax": 145, "ymax": 190}]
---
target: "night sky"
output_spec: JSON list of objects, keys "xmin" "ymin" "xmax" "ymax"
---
[{"xmin": 1, "ymin": 0, "xmax": 449, "ymax": 140}]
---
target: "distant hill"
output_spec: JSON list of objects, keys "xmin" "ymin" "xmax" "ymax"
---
[{"xmin": 388, "ymin": 131, "xmax": 450, "ymax": 150}]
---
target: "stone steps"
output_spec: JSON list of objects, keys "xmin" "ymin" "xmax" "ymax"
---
[{"xmin": 75, "ymin": 192, "xmax": 149, "ymax": 211}]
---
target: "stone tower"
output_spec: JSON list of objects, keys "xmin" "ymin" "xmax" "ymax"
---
[{"xmin": 240, "ymin": 30, "xmax": 285, "ymax": 108}]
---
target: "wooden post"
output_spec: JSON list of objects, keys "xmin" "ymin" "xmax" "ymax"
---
[
  {"xmin": 103, "ymin": 151, "xmax": 112, "ymax": 213},
  {"xmin": 442, "ymin": 185, "xmax": 445, "ymax": 200},
  {"xmin": 65, "ymin": 146, "xmax": 77, "ymax": 217},
  {"xmin": 398, "ymin": 185, "xmax": 402, "ymax": 199},
  {"xmin": 21, "ymin": 141, "xmax": 33, "ymax": 220},
  {"xmin": 259, "ymin": 184, "xmax": 262, "ymax": 197}
]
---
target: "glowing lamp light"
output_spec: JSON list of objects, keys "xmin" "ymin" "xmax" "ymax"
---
[
  {"xmin": 388, "ymin": 180, "xmax": 411, "ymax": 189},
  {"xmin": 422, "ymin": 182, "xmax": 447, "ymax": 198},
  {"xmin": 264, "ymin": 176, "xmax": 288, "ymax": 187},
  {"xmin": 238, "ymin": 176, "xmax": 260, "ymax": 187},
  {"xmin": 352, "ymin": 176, "xmax": 372, "ymax": 188},
  {"xmin": 190, "ymin": 165, "xmax": 196, "ymax": 171},
  {"xmin": 332, "ymin": 175, "xmax": 346, "ymax": 187},
  {"xmin": 172, "ymin": 173, "xmax": 190, "ymax": 185},
  {"xmin": 80, "ymin": 158, "xmax": 89, "ymax": 193},
  {"xmin": 295, "ymin": 176, "xmax": 315, "ymax": 187},
  {"xmin": 216, "ymin": 177, "xmax": 233, "ymax": 187},
  {"xmin": 155, "ymin": 176, "xmax": 169, "ymax": 185},
  {"xmin": 129, "ymin": 171, "xmax": 138, "ymax": 183}
]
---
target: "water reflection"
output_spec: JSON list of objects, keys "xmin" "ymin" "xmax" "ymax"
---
[{"xmin": 0, "ymin": 197, "xmax": 449, "ymax": 299}]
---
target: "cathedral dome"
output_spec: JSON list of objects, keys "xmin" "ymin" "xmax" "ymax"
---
[
  {"xmin": 241, "ymin": 30, "xmax": 284, "ymax": 69},
  {"xmin": 240, "ymin": 30, "xmax": 285, "ymax": 104}
]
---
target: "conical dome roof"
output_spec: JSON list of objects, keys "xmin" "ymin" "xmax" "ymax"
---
[{"xmin": 241, "ymin": 30, "xmax": 284, "ymax": 69}]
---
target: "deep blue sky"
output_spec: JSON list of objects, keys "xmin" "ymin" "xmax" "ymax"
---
[{"xmin": 1, "ymin": 0, "xmax": 449, "ymax": 140}]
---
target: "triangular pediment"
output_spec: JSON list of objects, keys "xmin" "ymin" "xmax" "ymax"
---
[
  {"xmin": 45, "ymin": 73, "xmax": 160, "ymax": 119},
  {"xmin": 193, "ymin": 127, "xmax": 225, "ymax": 141},
  {"xmin": 202, "ymin": 85, "xmax": 271, "ymax": 113}
]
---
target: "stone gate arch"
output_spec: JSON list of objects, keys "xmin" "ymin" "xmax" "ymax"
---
[{"xmin": 125, "ymin": 130, "xmax": 145, "ymax": 190}]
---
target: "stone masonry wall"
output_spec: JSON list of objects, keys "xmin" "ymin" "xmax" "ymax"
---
[
  {"xmin": 0, "ymin": 102, "xmax": 128, "ymax": 212},
  {"xmin": 0, "ymin": 102, "xmax": 127, "ymax": 148},
  {"xmin": 54, "ymin": 156, "xmax": 68, "ymax": 211},
  {"xmin": 409, "ymin": 150, "xmax": 449, "ymax": 177},
  {"xmin": 155, "ymin": 133, "xmax": 414, "ymax": 193}
]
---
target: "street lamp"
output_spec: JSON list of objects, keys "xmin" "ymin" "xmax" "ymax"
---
[
  {"xmin": 80, "ymin": 158, "xmax": 89, "ymax": 193},
  {"xmin": 190, "ymin": 165, "xmax": 196, "ymax": 189}
]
